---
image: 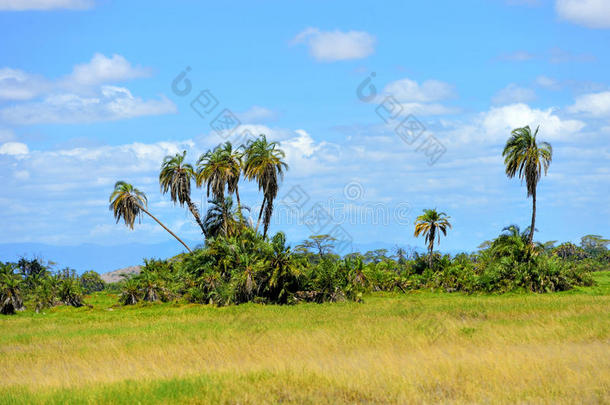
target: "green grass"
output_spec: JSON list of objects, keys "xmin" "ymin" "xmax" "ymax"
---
[{"xmin": 1, "ymin": 272, "xmax": 609, "ymax": 404}]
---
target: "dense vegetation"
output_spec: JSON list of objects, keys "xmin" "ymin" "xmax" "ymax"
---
[
  {"xmin": 0, "ymin": 259, "xmax": 105, "ymax": 314},
  {"xmin": 2, "ymin": 127, "xmax": 609, "ymax": 314},
  {"xmin": 2, "ymin": 230, "xmax": 607, "ymax": 313}
]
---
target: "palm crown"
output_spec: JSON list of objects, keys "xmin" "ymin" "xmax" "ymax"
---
[
  {"xmin": 242, "ymin": 135, "xmax": 288, "ymax": 237},
  {"xmin": 159, "ymin": 150, "xmax": 196, "ymax": 206},
  {"xmin": 502, "ymin": 125, "xmax": 552, "ymax": 244},
  {"xmin": 160, "ymin": 150, "xmax": 205, "ymax": 233},
  {"xmin": 109, "ymin": 181, "xmax": 147, "ymax": 229},
  {"xmin": 414, "ymin": 209, "xmax": 452, "ymax": 264},
  {"xmin": 109, "ymin": 181, "xmax": 192, "ymax": 252},
  {"xmin": 503, "ymin": 126, "xmax": 552, "ymax": 197}
]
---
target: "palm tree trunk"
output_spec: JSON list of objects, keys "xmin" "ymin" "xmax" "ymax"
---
[
  {"xmin": 139, "ymin": 206, "xmax": 193, "ymax": 253},
  {"xmin": 428, "ymin": 228, "xmax": 435, "ymax": 268},
  {"xmin": 529, "ymin": 187, "xmax": 536, "ymax": 245},
  {"xmin": 235, "ymin": 186, "xmax": 241, "ymax": 209},
  {"xmin": 187, "ymin": 199, "xmax": 206, "ymax": 234},
  {"xmin": 234, "ymin": 186, "xmax": 245, "ymax": 224},
  {"xmin": 255, "ymin": 195, "xmax": 266, "ymax": 232},
  {"xmin": 263, "ymin": 198, "xmax": 273, "ymax": 238}
]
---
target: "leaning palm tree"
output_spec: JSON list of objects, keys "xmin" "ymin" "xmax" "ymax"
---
[
  {"xmin": 413, "ymin": 209, "xmax": 452, "ymax": 267},
  {"xmin": 159, "ymin": 150, "xmax": 205, "ymax": 234},
  {"xmin": 109, "ymin": 181, "xmax": 192, "ymax": 253},
  {"xmin": 502, "ymin": 125, "xmax": 552, "ymax": 245},
  {"xmin": 242, "ymin": 135, "xmax": 288, "ymax": 237}
]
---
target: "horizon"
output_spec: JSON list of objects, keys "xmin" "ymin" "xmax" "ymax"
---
[{"xmin": 1, "ymin": 0, "xmax": 609, "ymax": 272}]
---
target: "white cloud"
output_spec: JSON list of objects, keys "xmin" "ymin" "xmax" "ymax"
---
[
  {"xmin": 396, "ymin": 103, "xmax": 459, "ymax": 116},
  {"xmin": 0, "ymin": 141, "xmax": 29, "ymax": 155},
  {"xmin": 292, "ymin": 28, "xmax": 376, "ymax": 62},
  {"xmin": 383, "ymin": 78, "xmax": 455, "ymax": 103},
  {"xmin": 492, "ymin": 84, "xmax": 536, "ymax": 105},
  {"xmin": 535, "ymin": 76, "xmax": 560, "ymax": 90},
  {"xmin": 66, "ymin": 53, "xmax": 150, "ymax": 87},
  {"xmin": 480, "ymin": 103, "xmax": 585, "ymax": 141},
  {"xmin": 0, "ymin": 68, "xmax": 49, "ymax": 100},
  {"xmin": 237, "ymin": 106, "xmax": 278, "ymax": 123},
  {"xmin": 555, "ymin": 0, "xmax": 610, "ymax": 29},
  {"xmin": 378, "ymin": 77, "xmax": 458, "ymax": 116},
  {"xmin": 0, "ymin": 54, "xmax": 173, "ymax": 125},
  {"xmin": 0, "ymin": 0, "xmax": 93, "ymax": 10},
  {"xmin": 567, "ymin": 91, "xmax": 610, "ymax": 117},
  {"xmin": 0, "ymin": 86, "xmax": 176, "ymax": 125}
]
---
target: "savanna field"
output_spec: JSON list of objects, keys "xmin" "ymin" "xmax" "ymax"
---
[{"xmin": 1, "ymin": 271, "xmax": 608, "ymax": 405}]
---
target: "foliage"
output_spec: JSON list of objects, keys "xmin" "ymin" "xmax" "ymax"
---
[
  {"xmin": 80, "ymin": 270, "xmax": 105, "ymax": 294},
  {"xmin": 1, "ymin": 262, "xmax": 24, "ymax": 315}
]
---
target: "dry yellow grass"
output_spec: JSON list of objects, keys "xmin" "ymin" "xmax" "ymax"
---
[{"xmin": 1, "ymin": 273, "xmax": 609, "ymax": 404}]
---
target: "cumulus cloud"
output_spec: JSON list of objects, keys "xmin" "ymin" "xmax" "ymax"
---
[
  {"xmin": 480, "ymin": 103, "xmax": 585, "ymax": 141},
  {"xmin": 0, "ymin": 86, "xmax": 176, "ymax": 125},
  {"xmin": 0, "ymin": 68, "xmax": 49, "ymax": 100},
  {"xmin": 0, "ymin": 141, "xmax": 28, "ymax": 155},
  {"xmin": 292, "ymin": 28, "xmax": 376, "ymax": 62},
  {"xmin": 567, "ymin": 91, "xmax": 610, "ymax": 117},
  {"xmin": 0, "ymin": 54, "xmax": 173, "ymax": 124},
  {"xmin": 236, "ymin": 106, "xmax": 278, "ymax": 123},
  {"xmin": 0, "ymin": 0, "xmax": 93, "ymax": 10},
  {"xmin": 555, "ymin": 0, "xmax": 610, "ymax": 29},
  {"xmin": 383, "ymin": 78, "xmax": 455, "ymax": 103},
  {"xmin": 492, "ymin": 84, "xmax": 536, "ymax": 105},
  {"xmin": 377, "ymin": 77, "xmax": 458, "ymax": 116},
  {"xmin": 65, "ymin": 53, "xmax": 150, "ymax": 87}
]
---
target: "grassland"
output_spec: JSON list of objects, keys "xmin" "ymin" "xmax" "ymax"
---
[{"xmin": 1, "ymin": 272, "xmax": 609, "ymax": 404}]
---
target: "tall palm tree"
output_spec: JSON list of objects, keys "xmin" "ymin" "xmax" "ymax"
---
[
  {"xmin": 109, "ymin": 181, "xmax": 192, "ymax": 253},
  {"xmin": 196, "ymin": 146, "xmax": 229, "ymax": 201},
  {"xmin": 159, "ymin": 150, "xmax": 205, "ymax": 234},
  {"xmin": 242, "ymin": 135, "xmax": 288, "ymax": 237},
  {"xmin": 502, "ymin": 125, "xmax": 552, "ymax": 245},
  {"xmin": 219, "ymin": 142, "xmax": 243, "ymax": 209},
  {"xmin": 413, "ymin": 209, "xmax": 452, "ymax": 267}
]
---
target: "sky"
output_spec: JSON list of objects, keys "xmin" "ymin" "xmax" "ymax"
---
[{"xmin": 0, "ymin": 0, "xmax": 609, "ymax": 271}]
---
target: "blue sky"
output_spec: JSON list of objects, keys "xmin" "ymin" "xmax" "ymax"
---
[{"xmin": 1, "ymin": 0, "xmax": 609, "ymax": 271}]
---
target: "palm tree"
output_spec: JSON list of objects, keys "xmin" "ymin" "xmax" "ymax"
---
[
  {"xmin": 502, "ymin": 125, "xmax": 552, "ymax": 245},
  {"xmin": 109, "ymin": 181, "xmax": 192, "ymax": 253},
  {"xmin": 413, "ymin": 209, "xmax": 452, "ymax": 267},
  {"xmin": 491, "ymin": 224, "xmax": 541, "ymax": 262},
  {"xmin": 219, "ymin": 142, "xmax": 243, "ymax": 209},
  {"xmin": 0, "ymin": 263, "xmax": 24, "ymax": 315},
  {"xmin": 196, "ymin": 146, "xmax": 229, "ymax": 201},
  {"xmin": 202, "ymin": 196, "xmax": 248, "ymax": 239},
  {"xmin": 242, "ymin": 135, "xmax": 288, "ymax": 237},
  {"xmin": 159, "ymin": 150, "xmax": 205, "ymax": 234}
]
